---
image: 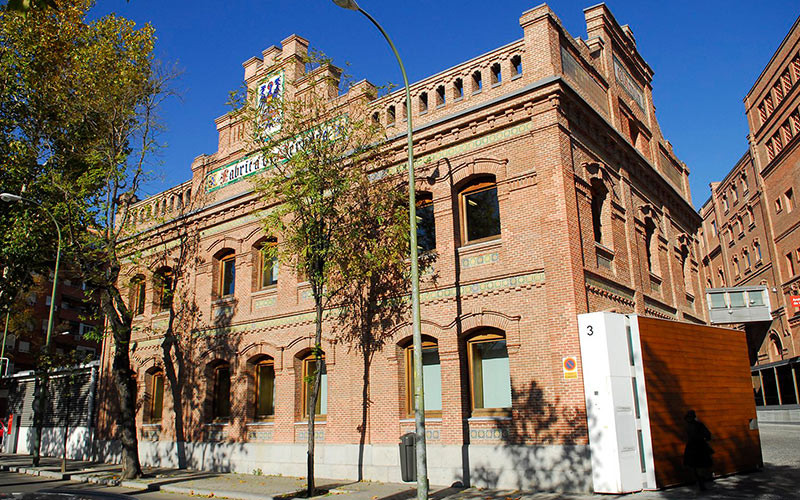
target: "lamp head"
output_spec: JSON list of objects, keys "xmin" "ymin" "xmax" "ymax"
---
[
  {"xmin": 331, "ymin": 0, "xmax": 359, "ymax": 10},
  {"xmin": 0, "ymin": 193, "xmax": 22, "ymax": 203}
]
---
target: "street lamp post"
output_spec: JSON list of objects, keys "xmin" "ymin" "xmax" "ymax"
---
[
  {"xmin": 329, "ymin": 2, "xmax": 428, "ymax": 499},
  {"xmin": 1, "ymin": 193, "xmax": 62, "ymax": 467}
]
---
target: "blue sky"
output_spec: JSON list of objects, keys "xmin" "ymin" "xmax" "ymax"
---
[{"xmin": 91, "ymin": 0, "xmax": 798, "ymax": 208}]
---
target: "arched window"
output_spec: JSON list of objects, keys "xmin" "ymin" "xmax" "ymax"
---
[
  {"xmin": 511, "ymin": 55, "xmax": 523, "ymax": 77},
  {"xmin": 403, "ymin": 338, "xmax": 441, "ymax": 418},
  {"xmin": 253, "ymin": 356, "xmax": 275, "ymax": 420},
  {"xmin": 770, "ymin": 335, "xmax": 783, "ymax": 360},
  {"xmin": 733, "ymin": 256, "xmax": 741, "ymax": 276},
  {"xmin": 419, "ymin": 92, "xmax": 428, "ymax": 114},
  {"xmin": 453, "ymin": 78, "xmax": 464, "ymax": 100},
  {"xmin": 744, "ymin": 249, "xmax": 751, "ymax": 268},
  {"xmin": 129, "ymin": 274, "xmax": 146, "ymax": 316},
  {"xmin": 722, "ymin": 194, "xmax": 729, "ymax": 211},
  {"xmin": 590, "ymin": 178, "xmax": 609, "ymax": 245},
  {"xmin": 467, "ymin": 331, "xmax": 512, "ymax": 416},
  {"xmin": 154, "ymin": 268, "xmax": 173, "ymax": 312},
  {"xmin": 435, "ymin": 85, "xmax": 445, "ymax": 107},
  {"xmin": 210, "ymin": 362, "xmax": 231, "ymax": 421},
  {"xmin": 216, "ymin": 249, "xmax": 236, "ymax": 298},
  {"xmin": 471, "ymin": 70, "xmax": 482, "ymax": 93},
  {"xmin": 301, "ymin": 353, "xmax": 327, "ymax": 419},
  {"xmin": 679, "ymin": 244, "xmax": 691, "ymax": 293},
  {"xmin": 644, "ymin": 218, "xmax": 658, "ymax": 275},
  {"xmin": 387, "ymin": 105, "xmax": 396, "ymax": 125},
  {"xmin": 490, "ymin": 63, "xmax": 501, "ymax": 85},
  {"xmin": 416, "ymin": 192, "xmax": 436, "ymax": 252},
  {"xmin": 754, "ymin": 240, "xmax": 762, "ymax": 262},
  {"xmin": 257, "ymin": 239, "xmax": 278, "ymax": 289},
  {"xmin": 146, "ymin": 369, "xmax": 165, "ymax": 423},
  {"xmin": 459, "ymin": 177, "xmax": 501, "ymax": 245},
  {"xmin": 717, "ymin": 267, "xmax": 726, "ymax": 287}
]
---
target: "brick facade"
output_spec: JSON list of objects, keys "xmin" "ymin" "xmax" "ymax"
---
[
  {"xmin": 96, "ymin": 4, "xmax": 703, "ymax": 490},
  {"xmin": 699, "ymin": 14, "xmax": 800, "ymax": 409}
]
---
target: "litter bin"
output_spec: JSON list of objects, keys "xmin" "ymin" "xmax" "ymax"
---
[{"xmin": 399, "ymin": 432, "xmax": 416, "ymax": 482}]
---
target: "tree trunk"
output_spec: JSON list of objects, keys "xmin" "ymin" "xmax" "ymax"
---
[
  {"xmin": 307, "ymin": 298, "xmax": 324, "ymax": 497},
  {"xmin": 101, "ymin": 285, "xmax": 142, "ymax": 480},
  {"xmin": 111, "ymin": 325, "xmax": 142, "ymax": 479},
  {"xmin": 162, "ymin": 327, "xmax": 187, "ymax": 469}
]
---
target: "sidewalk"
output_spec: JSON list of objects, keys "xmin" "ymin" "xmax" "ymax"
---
[{"xmin": 2, "ymin": 437, "xmax": 799, "ymax": 500}]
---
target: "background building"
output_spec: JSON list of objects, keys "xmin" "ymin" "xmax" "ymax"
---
[
  {"xmin": 699, "ymin": 14, "xmax": 800, "ymax": 420},
  {"xmin": 96, "ymin": 3, "xmax": 705, "ymax": 491}
]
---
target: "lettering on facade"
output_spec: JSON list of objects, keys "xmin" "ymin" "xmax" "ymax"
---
[
  {"xmin": 613, "ymin": 56, "xmax": 645, "ymax": 112},
  {"xmin": 561, "ymin": 47, "xmax": 609, "ymax": 116}
]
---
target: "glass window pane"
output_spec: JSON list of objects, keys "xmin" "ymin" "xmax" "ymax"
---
[
  {"xmin": 472, "ymin": 339, "xmax": 512, "ymax": 409},
  {"xmin": 261, "ymin": 249, "xmax": 278, "ymax": 288},
  {"xmin": 222, "ymin": 258, "xmax": 235, "ymax": 296},
  {"xmin": 464, "ymin": 186, "xmax": 501, "ymax": 242},
  {"xmin": 709, "ymin": 293, "xmax": 727, "ymax": 309},
  {"xmin": 306, "ymin": 359, "xmax": 327, "ymax": 416},
  {"xmin": 152, "ymin": 375, "xmax": 164, "ymax": 422},
  {"xmin": 136, "ymin": 282, "xmax": 146, "ymax": 315},
  {"xmin": 729, "ymin": 291, "xmax": 746, "ymax": 308},
  {"xmin": 409, "ymin": 346, "xmax": 442, "ymax": 413},
  {"xmin": 214, "ymin": 366, "xmax": 231, "ymax": 419},
  {"xmin": 417, "ymin": 201, "xmax": 436, "ymax": 252},
  {"xmin": 256, "ymin": 363, "xmax": 275, "ymax": 417},
  {"xmin": 748, "ymin": 290, "xmax": 765, "ymax": 307}
]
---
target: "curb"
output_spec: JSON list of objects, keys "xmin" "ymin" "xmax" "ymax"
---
[{"xmin": 162, "ymin": 485, "xmax": 278, "ymax": 500}]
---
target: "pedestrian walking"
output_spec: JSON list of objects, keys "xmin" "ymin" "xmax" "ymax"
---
[{"xmin": 683, "ymin": 409, "xmax": 714, "ymax": 491}]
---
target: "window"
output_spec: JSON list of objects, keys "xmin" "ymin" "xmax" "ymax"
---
[
  {"xmin": 511, "ymin": 55, "xmax": 522, "ymax": 77},
  {"xmin": 301, "ymin": 354, "xmax": 327, "ymax": 419},
  {"xmin": 454, "ymin": 78, "xmax": 464, "ymax": 100},
  {"xmin": 258, "ymin": 241, "xmax": 278, "ymax": 289},
  {"xmin": 733, "ymin": 256, "xmax": 740, "ymax": 276},
  {"xmin": 729, "ymin": 291, "xmax": 746, "ymax": 308},
  {"xmin": 644, "ymin": 218, "xmax": 657, "ymax": 274},
  {"xmin": 742, "ymin": 173, "xmax": 749, "ymax": 192},
  {"xmin": 710, "ymin": 220, "xmax": 717, "ymax": 237},
  {"xmin": 404, "ymin": 340, "xmax": 442, "ymax": 418},
  {"xmin": 459, "ymin": 178, "xmax": 501, "ymax": 245},
  {"xmin": 679, "ymin": 244, "xmax": 691, "ymax": 293},
  {"xmin": 490, "ymin": 63, "xmax": 501, "ymax": 85},
  {"xmin": 754, "ymin": 241, "xmax": 762, "ymax": 262},
  {"xmin": 722, "ymin": 194, "xmax": 729, "ymax": 212},
  {"xmin": 737, "ymin": 216, "xmax": 744, "ymax": 235},
  {"xmin": 211, "ymin": 363, "xmax": 231, "ymax": 421},
  {"xmin": 732, "ymin": 185, "xmax": 738, "ymax": 203},
  {"xmin": 744, "ymin": 249, "xmax": 751, "ymax": 269},
  {"xmin": 387, "ymin": 105, "xmax": 396, "ymax": 125},
  {"xmin": 149, "ymin": 372, "xmax": 164, "ymax": 423},
  {"xmin": 419, "ymin": 92, "xmax": 428, "ymax": 114},
  {"xmin": 787, "ymin": 252, "xmax": 796, "ymax": 277},
  {"xmin": 435, "ymin": 85, "xmax": 445, "ymax": 107},
  {"xmin": 718, "ymin": 268, "xmax": 726, "ymax": 287},
  {"xmin": 130, "ymin": 275, "xmax": 146, "ymax": 316},
  {"xmin": 372, "ymin": 111, "xmax": 380, "ymax": 125},
  {"xmin": 709, "ymin": 292, "xmax": 726, "ymax": 309},
  {"xmin": 472, "ymin": 70, "xmax": 482, "ymax": 93},
  {"xmin": 590, "ymin": 179, "xmax": 608, "ymax": 245},
  {"xmin": 468, "ymin": 332, "xmax": 512, "ymax": 415},
  {"xmin": 416, "ymin": 192, "xmax": 436, "ymax": 252},
  {"xmin": 775, "ymin": 197, "xmax": 783, "ymax": 213},
  {"xmin": 254, "ymin": 359, "xmax": 275, "ymax": 420},
  {"xmin": 219, "ymin": 251, "xmax": 236, "ymax": 297},
  {"xmin": 747, "ymin": 206, "xmax": 755, "ymax": 226},
  {"xmin": 785, "ymin": 189, "xmax": 794, "ymax": 213},
  {"xmin": 154, "ymin": 269, "xmax": 173, "ymax": 312}
]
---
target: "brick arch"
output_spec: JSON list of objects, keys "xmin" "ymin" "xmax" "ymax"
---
[
  {"xmin": 284, "ymin": 334, "xmax": 336, "ymax": 366},
  {"xmin": 386, "ymin": 320, "xmax": 448, "ymax": 345},
  {"xmin": 238, "ymin": 341, "xmax": 282, "ymax": 371},
  {"xmin": 206, "ymin": 236, "xmax": 242, "ymax": 255},
  {"xmin": 583, "ymin": 161, "xmax": 618, "ymax": 200},
  {"xmin": 449, "ymin": 157, "xmax": 508, "ymax": 189},
  {"xmin": 453, "ymin": 310, "xmax": 521, "ymax": 352}
]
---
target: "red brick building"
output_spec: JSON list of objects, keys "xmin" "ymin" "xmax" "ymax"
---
[
  {"xmin": 97, "ymin": 4, "xmax": 705, "ymax": 490},
  {"xmin": 699, "ymin": 14, "xmax": 800, "ymax": 417}
]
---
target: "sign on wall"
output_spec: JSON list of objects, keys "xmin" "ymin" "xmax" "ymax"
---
[
  {"xmin": 563, "ymin": 356, "xmax": 578, "ymax": 380},
  {"xmin": 613, "ymin": 56, "xmax": 645, "ymax": 112},
  {"xmin": 791, "ymin": 295, "xmax": 800, "ymax": 308}
]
